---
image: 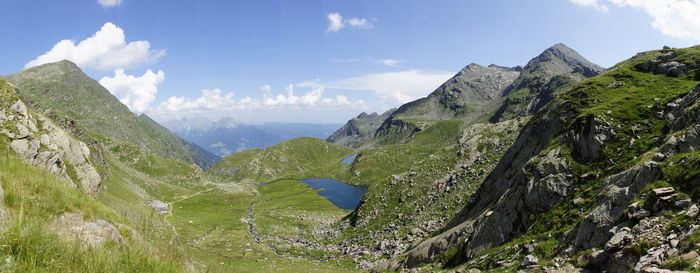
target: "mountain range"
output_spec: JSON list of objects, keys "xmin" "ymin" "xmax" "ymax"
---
[{"xmin": 163, "ymin": 117, "xmax": 341, "ymax": 157}]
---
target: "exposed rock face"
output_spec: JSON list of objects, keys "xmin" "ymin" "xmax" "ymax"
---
[
  {"xmin": 389, "ymin": 64, "xmax": 521, "ymax": 121},
  {"xmin": 0, "ymin": 80, "xmax": 101, "ymax": 197},
  {"xmin": 327, "ymin": 109, "xmax": 396, "ymax": 148},
  {"xmin": 491, "ymin": 43, "xmax": 605, "ymax": 122},
  {"xmin": 573, "ymin": 162, "xmax": 661, "ymax": 249},
  {"xmin": 51, "ymin": 213, "xmax": 125, "ymax": 247}
]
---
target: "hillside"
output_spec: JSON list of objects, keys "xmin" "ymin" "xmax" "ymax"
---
[
  {"xmin": 210, "ymin": 137, "xmax": 355, "ymax": 182},
  {"xmin": 375, "ymin": 46, "xmax": 700, "ymax": 272},
  {"xmin": 4, "ymin": 61, "xmax": 218, "ymax": 169}
]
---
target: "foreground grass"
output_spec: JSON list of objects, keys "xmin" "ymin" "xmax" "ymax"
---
[{"xmin": 0, "ymin": 142, "xmax": 188, "ymax": 272}]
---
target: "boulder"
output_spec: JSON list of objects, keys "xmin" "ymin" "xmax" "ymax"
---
[
  {"xmin": 51, "ymin": 213, "xmax": 125, "ymax": 247},
  {"xmin": 522, "ymin": 255, "xmax": 538, "ymax": 267}
]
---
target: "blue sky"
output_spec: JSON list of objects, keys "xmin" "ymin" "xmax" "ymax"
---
[{"xmin": 1, "ymin": 0, "xmax": 698, "ymax": 123}]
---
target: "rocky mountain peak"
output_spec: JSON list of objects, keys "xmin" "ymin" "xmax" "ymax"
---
[
  {"xmin": 526, "ymin": 43, "xmax": 605, "ymax": 78},
  {"xmin": 212, "ymin": 117, "xmax": 240, "ymax": 129}
]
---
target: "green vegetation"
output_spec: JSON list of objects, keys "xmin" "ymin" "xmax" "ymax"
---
[
  {"xmin": 210, "ymin": 137, "xmax": 355, "ymax": 183},
  {"xmin": 168, "ymin": 180, "xmax": 357, "ymax": 272},
  {"xmin": 0, "ymin": 139, "xmax": 188, "ymax": 272},
  {"xmin": 4, "ymin": 61, "xmax": 218, "ymax": 168}
]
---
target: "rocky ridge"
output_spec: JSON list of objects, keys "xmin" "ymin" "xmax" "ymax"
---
[{"xmin": 326, "ymin": 109, "xmax": 396, "ymax": 148}]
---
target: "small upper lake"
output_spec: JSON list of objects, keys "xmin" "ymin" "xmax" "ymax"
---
[
  {"xmin": 341, "ymin": 154, "xmax": 358, "ymax": 164},
  {"xmin": 299, "ymin": 178, "xmax": 367, "ymax": 210}
]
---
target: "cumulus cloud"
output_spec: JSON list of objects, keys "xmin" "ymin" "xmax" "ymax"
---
[
  {"xmin": 158, "ymin": 88, "xmax": 236, "ymax": 113},
  {"xmin": 25, "ymin": 22, "xmax": 165, "ymax": 71},
  {"xmin": 259, "ymin": 84, "xmax": 272, "ymax": 93},
  {"xmin": 569, "ymin": 0, "xmax": 700, "ymax": 42},
  {"xmin": 154, "ymin": 85, "xmax": 363, "ymax": 118},
  {"xmin": 326, "ymin": 12, "xmax": 374, "ymax": 32},
  {"xmin": 99, "ymin": 69, "xmax": 165, "ymax": 113},
  {"xmin": 568, "ymin": 0, "xmax": 609, "ymax": 11},
  {"xmin": 298, "ymin": 70, "xmax": 453, "ymax": 104},
  {"xmin": 97, "ymin": 0, "xmax": 122, "ymax": 8}
]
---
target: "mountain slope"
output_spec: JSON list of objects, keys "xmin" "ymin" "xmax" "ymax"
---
[
  {"xmin": 382, "ymin": 46, "xmax": 700, "ymax": 272},
  {"xmin": 490, "ymin": 43, "xmax": 605, "ymax": 122},
  {"xmin": 370, "ymin": 64, "xmax": 521, "ymax": 145},
  {"xmin": 326, "ymin": 109, "xmax": 396, "ymax": 148},
  {"xmin": 4, "ymin": 60, "xmax": 218, "ymax": 169}
]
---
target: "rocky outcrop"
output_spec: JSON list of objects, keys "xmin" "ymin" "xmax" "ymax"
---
[
  {"xmin": 372, "ymin": 117, "xmax": 423, "ymax": 145},
  {"xmin": 327, "ymin": 109, "xmax": 396, "ymax": 148},
  {"xmin": 635, "ymin": 50, "xmax": 695, "ymax": 78},
  {"xmin": 573, "ymin": 161, "xmax": 661, "ymax": 249},
  {"xmin": 51, "ymin": 213, "xmax": 125, "ymax": 247},
  {"xmin": 0, "ymin": 80, "xmax": 101, "ymax": 197}
]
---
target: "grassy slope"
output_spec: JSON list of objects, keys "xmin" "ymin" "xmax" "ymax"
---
[
  {"xmin": 3, "ymin": 61, "xmax": 217, "ymax": 168},
  {"xmin": 338, "ymin": 118, "xmax": 526, "ymax": 253},
  {"xmin": 210, "ymin": 137, "xmax": 355, "ymax": 183},
  {"xmin": 341, "ymin": 119, "xmax": 464, "ymax": 186},
  {"xmin": 0, "ymin": 137, "xmax": 188, "ymax": 272}
]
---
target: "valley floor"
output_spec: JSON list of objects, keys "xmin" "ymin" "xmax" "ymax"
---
[{"xmin": 167, "ymin": 180, "xmax": 359, "ymax": 272}]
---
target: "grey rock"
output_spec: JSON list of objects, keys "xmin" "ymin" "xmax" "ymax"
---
[
  {"xmin": 674, "ymin": 199, "xmax": 692, "ymax": 208},
  {"xmin": 574, "ymin": 162, "xmax": 660, "ymax": 249},
  {"xmin": 522, "ymin": 255, "xmax": 538, "ymax": 267},
  {"xmin": 686, "ymin": 205, "xmax": 699, "ymax": 217},
  {"xmin": 50, "ymin": 213, "xmax": 125, "ymax": 247}
]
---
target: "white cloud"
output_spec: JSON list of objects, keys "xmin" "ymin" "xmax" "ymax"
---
[
  {"xmin": 154, "ymin": 85, "xmax": 363, "ymax": 118},
  {"xmin": 99, "ymin": 69, "xmax": 165, "ymax": 113},
  {"xmin": 259, "ymin": 84, "xmax": 272, "ymax": 93},
  {"xmin": 158, "ymin": 88, "xmax": 236, "ymax": 113},
  {"xmin": 25, "ymin": 22, "xmax": 165, "ymax": 71},
  {"xmin": 568, "ymin": 0, "xmax": 609, "ymax": 11},
  {"xmin": 569, "ymin": 0, "xmax": 700, "ymax": 42},
  {"xmin": 327, "ymin": 13, "xmax": 345, "ymax": 32},
  {"xmin": 609, "ymin": 0, "xmax": 700, "ymax": 42},
  {"xmin": 326, "ymin": 12, "xmax": 374, "ymax": 32},
  {"xmin": 380, "ymin": 59, "xmax": 403, "ymax": 67},
  {"xmin": 298, "ymin": 70, "xmax": 453, "ymax": 104},
  {"xmin": 97, "ymin": 0, "xmax": 122, "ymax": 8},
  {"xmin": 346, "ymin": 18, "xmax": 373, "ymax": 29},
  {"xmin": 332, "ymin": 58, "xmax": 405, "ymax": 67}
]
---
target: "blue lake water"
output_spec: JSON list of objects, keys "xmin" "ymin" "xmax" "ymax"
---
[
  {"xmin": 341, "ymin": 154, "xmax": 358, "ymax": 164},
  {"xmin": 298, "ymin": 178, "xmax": 367, "ymax": 210}
]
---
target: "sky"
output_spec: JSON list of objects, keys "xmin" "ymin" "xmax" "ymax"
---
[{"xmin": 1, "ymin": 0, "xmax": 699, "ymax": 124}]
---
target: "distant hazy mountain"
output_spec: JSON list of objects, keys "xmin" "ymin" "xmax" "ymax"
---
[{"xmin": 163, "ymin": 117, "xmax": 341, "ymax": 157}]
